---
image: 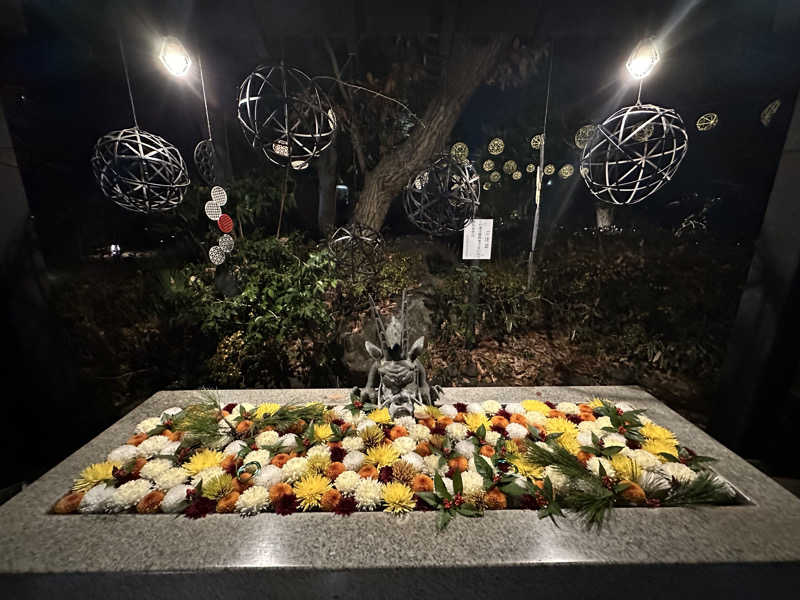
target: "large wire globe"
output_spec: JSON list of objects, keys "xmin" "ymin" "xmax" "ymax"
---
[
  {"xmin": 404, "ymin": 154, "xmax": 480, "ymax": 236},
  {"xmin": 91, "ymin": 127, "xmax": 190, "ymax": 214},
  {"xmin": 237, "ymin": 64, "xmax": 336, "ymax": 167},
  {"xmin": 580, "ymin": 103, "xmax": 688, "ymax": 205},
  {"xmin": 328, "ymin": 223, "xmax": 385, "ymax": 282}
]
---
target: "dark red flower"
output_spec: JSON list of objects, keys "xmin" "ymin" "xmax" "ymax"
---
[
  {"xmin": 184, "ymin": 497, "xmax": 217, "ymax": 519},
  {"xmin": 545, "ymin": 401, "xmax": 555, "ymax": 409},
  {"xmin": 332, "ymin": 418, "xmax": 345, "ymax": 427},
  {"xmin": 453, "ymin": 402, "xmax": 468, "ymax": 413},
  {"xmin": 490, "ymin": 424, "xmax": 509, "ymax": 438},
  {"xmin": 378, "ymin": 466, "xmax": 394, "ymax": 483},
  {"xmin": 520, "ymin": 494, "xmax": 540, "ymax": 510},
  {"xmin": 445, "ymin": 467, "xmax": 455, "ymax": 478},
  {"xmin": 330, "ymin": 446, "xmax": 346, "ymax": 463},
  {"xmin": 334, "ymin": 496, "xmax": 357, "ymax": 516},
  {"xmin": 566, "ymin": 414, "xmax": 582, "ymax": 425},
  {"xmin": 496, "ymin": 409, "xmax": 511, "ymax": 420},
  {"xmin": 112, "ymin": 465, "xmax": 138, "ymax": 484},
  {"xmin": 274, "ymin": 493, "xmax": 298, "ymax": 515},
  {"xmin": 222, "ymin": 403, "xmax": 237, "ymax": 413},
  {"xmin": 415, "ymin": 496, "xmax": 432, "ymax": 511},
  {"xmin": 431, "ymin": 424, "xmax": 446, "ymax": 436},
  {"xmin": 646, "ymin": 498, "xmax": 661, "ymax": 508},
  {"xmin": 626, "ymin": 438, "xmax": 641, "ymax": 450},
  {"xmin": 616, "ymin": 408, "xmax": 624, "ymax": 416}
]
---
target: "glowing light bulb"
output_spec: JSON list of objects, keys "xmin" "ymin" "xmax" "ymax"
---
[
  {"xmin": 159, "ymin": 37, "xmax": 191, "ymax": 77},
  {"xmin": 626, "ymin": 38, "xmax": 659, "ymax": 79}
]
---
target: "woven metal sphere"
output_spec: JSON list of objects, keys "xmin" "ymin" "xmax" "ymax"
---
[
  {"xmin": 482, "ymin": 159, "xmax": 495, "ymax": 172},
  {"xmin": 512, "ymin": 170, "xmax": 522, "ymax": 180},
  {"xmin": 696, "ymin": 112, "xmax": 718, "ymax": 131},
  {"xmin": 580, "ymin": 103, "xmax": 688, "ymax": 206},
  {"xmin": 328, "ymin": 223, "xmax": 385, "ymax": 281},
  {"xmin": 530, "ymin": 133, "xmax": 544, "ymax": 150},
  {"xmin": 525, "ymin": 163, "xmax": 536, "ymax": 173},
  {"xmin": 488, "ymin": 138, "xmax": 504, "ymax": 155},
  {"xmin": 404, "ymin": 154, "xmax": 480, "ymax": 236},
  {"xmin": 91, "ymin": 127, "xmax": 189, "ymax": 214},
  {"xmin": 219, "ymin": 234, "xmax": 235, "ymax": 253},
  {"xmin": 209, "ymin": 245, "xmax": 226, "ymax": 265},
  {"xmin": 543, "ymin": 164, "xmax": 555, "ymax": 175},
  {"xmin": 502, "ymin": 160, "xmax": 517, "ymax": 174},
  {"xmin": 450, "ymin": 142, "xmax": 469, "ymax": 163},
  {"xmin": 574, "ymin": 124, "xmax": 596, "ymax": 149},
  {"xmin": 489, "ymin": 170, "xmax": 501, "ymax": 183},
  {"xmin": 558, "ymin": 164, "xmax": 574, "ymax": 179},
  {"xmin": 193, "ymin": 139, "xmax": 216, "ymax": 185},
  {"xmin": 237, "ymin": 64, "xmax": 335, "ymax": 167}
]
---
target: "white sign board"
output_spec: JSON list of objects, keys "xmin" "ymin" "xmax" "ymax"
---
[{"xmin": 462, "ymin": 218, "xmax": 494, "ymax": 260}]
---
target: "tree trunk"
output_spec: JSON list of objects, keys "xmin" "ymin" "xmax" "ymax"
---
[{"xmin": 352, "ymin": 35, "xmax": 512, "ymax": 231}]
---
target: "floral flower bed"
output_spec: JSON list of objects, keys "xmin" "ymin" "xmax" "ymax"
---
[{"xmin": 52, "ymin": 392, "xmax": 735, "ymax": 529}]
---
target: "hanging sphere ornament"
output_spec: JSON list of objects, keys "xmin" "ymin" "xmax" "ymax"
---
[
  {"xmin": 482, "ymin": 182, "xmax": 491, "ymax": 191},
  {"xmin": 512, "ymin": 170, "xmax": 522, "ymax": 180},
  {"xmin": 525, "ymin": 163, "xmax": 536, "ymax": 173},
  {"xmin": 237, "ymin": 64, "xmax": 336, "ymax": 166},
  {"xmin": 404, "ymin": 154, "xmax": 480, "ymax": 236},
  {"xmin": 488, "ymin": 138, "xmax": 505, "ymax": 155},
  {"xmin": 218, "ymin": 214, "xmax": 234, "ymax": 233},
  {"xmin": 760, "ymin": 99, "xmax": 781, "ymax": 127},
  {"xmin": 328, "ymin": 223, "xmax": 385, "ymax": 281},
  {"xmin": 696, "ymin": 113, "xmax": 718, "ymax": 131},
  {"xmin": 543, "ymin": 163, "xmax": 555, "ymax": 175},
  {"xmin": 580, "ymin": 103, "xmax": 688, "ymax": 206},
  {"xmin": 193, "ymin": 139, "xmax": 217, "ymax": 185},
  {"xmin": 204, "ymin": 201, "xmax": 222, "ymax": 221},
  {"xmin": 91, "ymin": 127, "xmax": 190, "ymax": 214},
  {"xmin": 502, "ymin": 160, "xmax": 517, "ymax": 174},
  {"xmin": 482, "ymin": 159, "xmax": 495, "ymax": 172},
  {"xmin": 450, "ymin": 142, "xmax": 469, "ymax": 164},
  {"xmin": 558, "ymin": 164, "xmax": 574, "ymax": 179},
  {"xmin": 530, "ymin": 133, "xmax": 544, "ymax": 150},
  {"xmin": 218, "ymin": 234, "xmax": 235, "ymax": 253},
  {"xmin": 209, "ymin": 245, "xmax": 226, "ymax": 265},
  {"xmin": 489, "ymin": 170, "xmax": 501, "ymax": 182},
  {"xmin": 574, "ymin": 124, "xmax": 596, "ymax": 149},
  {"xmin": 210, "ymin": 186, "xmax": 228, "ymax": 206}
]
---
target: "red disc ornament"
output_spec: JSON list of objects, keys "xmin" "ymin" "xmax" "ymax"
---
[{"xmin": 217, "ymin": 214, "xmax": 234, "ymax": 233}]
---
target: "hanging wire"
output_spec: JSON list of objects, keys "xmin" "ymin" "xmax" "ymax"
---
[
  {"xmin": 636, "ymin": 79, "xmax": 644, "ymax": 105},
  {"xmin": 117, "ymin": 33, "xmax": 138, "ymax": 128},
  {"xmin": 198, "ymin": 56, "xmax": 212, "ymax": 140}
]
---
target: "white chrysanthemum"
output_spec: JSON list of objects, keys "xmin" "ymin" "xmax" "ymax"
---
[
  {"xmin": 445, "ymin": 422, "xmax": 468, "ymax": 441},
  {"xmin": 577, "ymin": 430, "xmax": 594, "ymax": 447},
  {"xmin": 356, "ymin": 419, "xmax": 376, "ymax": 432},
  {"xmin": 466, "ymin": 402, "xmax": 485, "ymax": 414},
  {"xmin": 208, "ymin": 434, "xmax": 232, "ymax": 450},
  {"xmin": 481, "ymin": 400, "xmax": 501, "ymax": 414},
  {"xmin": 461, "ymin": 471, "xmax": 485, "ymax": 495},
  {"xmin": 658, "ymin": 462, "xmax": 697, "ymax": 485},
  {"xmin": 306, "ymin": 444, "xmax": 331, "ymax": 458},
  {"xmin": 109, "ymin": 479, "xmax": 153, "ymax": 512},
  {"xmin": 160, "ymin": 406, "xmax": 182, "ymax": 421},
  {"xmin": 505, "ymin": 403, "xmax": 525, "ymax": 415},
  {"xmin": 525, "ymin": 411, "xmax": 547, "ymax": 427},
  {"xmin": 555, "ymin": 402, "xmax": 580, "ymax": 415},
  {"xmin": 578, "ymin": 420, "xmax": 602, "ymax": 434},
  {"xmin": 636, "ymin": 470, "xmax": 671, "ymax": 495},
  {"xmin": 407, "ymin": 424, "xmax": 431, "ymax": 442},
  {"xmin": 138, "ymin": 458, "xmax": 173, "ymax": 481},
  {"xmin": 602, "ymin": 433, "xmax": 627, "ymax": 448},
  {"xmin": 422, "ymin": 454, "xmax": 444, "ymax": 476},
  {"xmin": 243, "ymin": 449, "xmax": 271, "ymax": 470},
  {"xmin": 254, "ymin": 430, "xmax": 279, "ymax": 449},
  {"xmin": 107, "ymin": 444, "xmax": 139, "ymax": 464},
  {"xmin": 218, "ymin": 417, "xmax": 237, "ymax": 434},
  {"xmin": 334, "ymin": 470, "xmax": 361, "ymax": 495},
  {"xmin": 595, "ymin": 416, "xmax": 612, "ymax": 429},
  {"xmin": 153, "ymin": 467, "xmax": 189, "ymax": 490},
  {"xmin": 394, "ymin": 415, "xmax": 416, "ymax": 429},
  {"xmin": 455, "ymin": 439, "xmax": 477, "ymax": 458},
  {"xmin": 438, "ymin": 404, "xmax": 458, "ymax": 418},
  {"xmin": 544, "ymin": 466, "xmax": 569, "ymax": 491},
  {"xmin": 161, "ymin": 484, "xmax": 193, "ymax": 513},
  {"xmin": 329, "ymin": 405, "xmax": 349, "ymax": 420},
  {"xmin": 135, "ymin": 417, "xmax": 162, "ymax": 435},
  {"xmin": 191, "ymin": 466, "xmax": 226, "ymax": 487},
  {"xmin": 505, "ymin": 423, "xmax": 528, "ymax": 440},
  {"xmin": 354, "ymin": 478, "xmax": 383, "ymax": 510},
  {"xmin": 282, "ymin": 457, "xmax": 309, "ymax": 483},
  {"xmin": 278, "ymin": 433, "xmax": 298, "ymax": 450},
  {"xmin": 341, "ymin": 435, "xmax": 364, "ymax": 452},
  {"xmin": 79, "ymin": 483, "xmax": 114, "ymax": 513},
  {"xmin": 342, "ymin": 410, "xmax": 366, "ymax": 425},
  {"xmin": 342, "ymin": 450, "xmax": 366, "ymax": 472},
  {"xmin": 629, "ymin": 449, "xmax": 662, "ymax": 470},
  {"xmin": 161, "ymin": 441, "xmax": 181, "ymax": 456},
  {"xmin": 440, "ymin": 477, "xmax": 454, "ymax": 495},
  {"xmin": 587, "ymin": 456, "xmax": 616, "ymax": 478},
  {"xmin": 392, "ymin": 436, "xmax": 417, "ymax": 455},
  {"xmin": 252, "ymin": 464, "xmax": 283, "ymax": 489},
  {"xmin": 414, "ymin": 405, "xmax": 437, "ymax": 419},
  {"xmin": 400, "ymin": 452, "xmax": 425, "ymax": 471},
  {"xmin": 236, "ymin": 485, "xmax": 270, "ymax": 515},
  {"xmin": 484, "ymin": 430, "xmax": 501, "ymax": 446},
  {"xmin": 137, "ymin": 435, "xmax": 171, "ymax": 458},
  {"xmin": 223, "ymin": 440, "xmax": 248, "ymax": 456}
]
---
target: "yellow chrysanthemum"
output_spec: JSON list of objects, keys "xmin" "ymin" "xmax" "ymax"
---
[
  {"xmin": 522, "ymin": 400, "xmax": 550, "ymax": 414},
  {"xmin": 545, "ymin": 417, "xmax": 580, "ymax": 455},
  {"xmin": 558, "ymin": 431, "xmax": 581, "ymax": 455},
  {"xmin": 72, "ymin": 461, "xmax": 119, "ymax": 492},
  {"xmin": 510, "ymin": 457, "xmax": 544, "ymax": 479},
  {"xmin": 307, "ymin": 453, "xmax": 331, "ymax": 473},
  {"xmin": 184, "ymin": 449, "xmax": 224, "ymax": 475},
  {"xmin": 253, "ymin": 402, "xmax": 281, "ymax": 419},
  {"xmin": 368, "ymin": 407, "xmax": 392, "ymax": 425},
  {"xmin": 382, "ymin": 482, "xmax": 415, "ymax": 514},
  {"xmin": 503, "ymin": 440, "xmax": 521, "ymax": 457},
  {"xmin": 293, "ymin": 474, "xmax": 331, "ymax": 510},
  {"xmin": 313, "ymin": 423, "xmax": 334, "ymax": 442},
  {"xmin": 588, "ymin": 397, "xmax": 605, "ymax": 408},
  {"xmin": 641, "ymin": 422, "xmax": 676, "ymax": 443},
  {"xmin": 202, "ymin": 473, "xmax": 234, "ymax": 500},
  {"xmin": 464, "ymin": 412, "xmax": 491, "ymax": 432},
  {"xmin": 611, "ymin": 454, "xmax": 640, "ymax": 481},
  {"xmin": 365, "ymin": 443, "xmax": 400, "ymax": 468},
  {"xmin": 641, "ymin": 438, "xmax": 678, "ymax": 461}
]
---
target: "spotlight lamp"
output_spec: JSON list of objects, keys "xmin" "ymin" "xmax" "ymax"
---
[
  {"xmin": 626, "ymin": 37, "xmax": 659, "ymax": 80},
  {"xmin": 159, "ymin": 36, "xmax": 192, "ymax": 77}
]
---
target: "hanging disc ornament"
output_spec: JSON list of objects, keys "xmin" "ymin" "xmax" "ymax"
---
[
  {"xmin": 580, "ymin": 103, "xmax": 688, "ymax": 205},
  {"xmin": 760, "ymin": 99, "xmax": 781, "ymax": 127},
  {"xmin": 530, "ymin": 134, "xmax": 544, "ymax": 150},
  {"xmin": 204, "ymin": 201, "xmax": 222, "ymax": 221},
  {"xmin": 404, "ymin": 154, "xmax": 480, "ymax": 236},
  {"xmin": 210, "ymin": 186, "xmax": 228, "ymax": 206},
  {"xmin": 543, "ymin": 164, "xmax": 555, "ymax": 175},
  {"xmin": 237, "ymin": 64, "xmax": 335, "ymax": 166},
  {"xmin": 482, "ymin": 159, "xmax": 495, "ymax": 172},
  {"xmin": 488, "ymin": 138, "xmax": 505, "ymax": 155},
  {"xmin": 489, "ymin": 171, "xmax": 501, "ymax": 182},
  {"xmin": 502, "ymin": 160, "xmax": 517, "ymax": 174},
  {"xmin": 193, "ymin": 139, "xmax": 216, "ymax": 185},
  {"xmin": 328, "ymin": 224, "xmax": 385, "ymax": 281},
  {"xmin": 525, "ymin": 163, "xmax": 536, "ymax": 173},
  {"xmin": 512, "ymin": 171, "xmax": 522, "ymax": 180},
  {"xmin": 217, "ymin": 214, "xmax": 234, "ymax": 233},
  {"xmin": 218, "ymin": 234, "xmax": 235, "ymax": 253},
  {"xmin": 450, "ymin": 142, "xmax": 469, "ymax": 163},
  {"xmin": 558, "ymin": 164, "xmax": 574, "ymax": 179},
  {"xmin": 482, "ymin": 182, "xmax": 491, "ymax": 191},
  {"xmin": 696, "ymin": 113, "xmax": 718, "ymax": 131},
  {"xmin": 209, "ymin": 246, "xmax": 226, "ymax": 265},
  {"xmin": 91, "ymin": 127, "xmax": 190, "ymax": 214},
  {"xmin": 574, "ymin": 124, "xmax": 596, "ymax": 149}
]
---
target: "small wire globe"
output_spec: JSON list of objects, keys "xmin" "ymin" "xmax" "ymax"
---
[
  {"xmin": 328, "ymin": 224, "xmax": 385, "ymax": 282},
  {"xmin": 237, "ymin": 64, "xmax": 335, "ymax": 167},
  {"xmin": 580, "ymin": 103, "xmax": 688, "ymax": 206},
  {"xmin": 404, "ymin": 154, "xmax": 480, "ymax": 236},
  {"xmin": 91, "ymin": 127, "xmax": 190, "ymax": 214},
  {"xmin": 193, "ymin": 139, "xmax": 216, "ymax": 185}
]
